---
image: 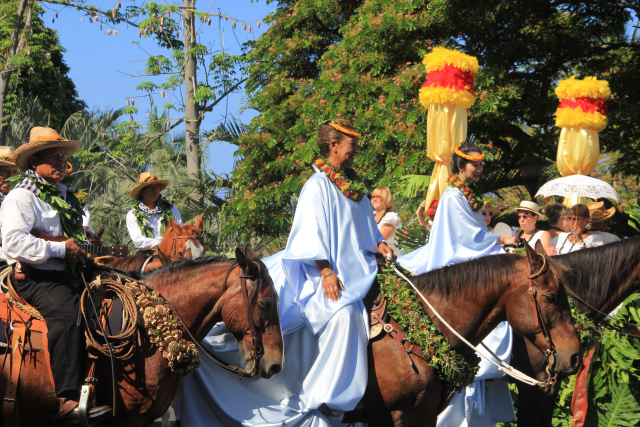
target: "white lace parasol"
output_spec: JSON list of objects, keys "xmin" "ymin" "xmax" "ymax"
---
[{"xmin": 535, "ymin": 175, "xmax": 620, "ymax": 201}]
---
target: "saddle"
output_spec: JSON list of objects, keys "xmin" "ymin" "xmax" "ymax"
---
[{"xmin": 0, "ymin": 273, "xmax": 123, "ymax": 427}]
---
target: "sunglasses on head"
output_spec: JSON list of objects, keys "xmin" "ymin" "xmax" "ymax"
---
[{"xmin": 482, "ymin": 211, "xmax": 494, "ymax": 217}]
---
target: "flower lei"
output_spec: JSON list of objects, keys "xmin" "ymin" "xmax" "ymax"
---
[
  {"xmin": 75, "ymin": 188, "xmax": 88, "ymax": 205},
  {"xmin": 378, "ymin": 269, "xmax": 480, "ymax": 393},
  {"xmin": 424, "ymin": 174, "xmax": 484, "ymax": 222},
  {"xmin": 7, "ymin": 174, "xmax": 87, "ymax": 243},
  {"xmin": 314, "ymin": 158, "xmax": 367, "ymax": 202},
  {"xmin": 0, "ymin": 155, "xmax": 13, "ymax": 163},
  {"xmin": 131, "ymin": 196, "xmax": 175, "ymax": 238}
]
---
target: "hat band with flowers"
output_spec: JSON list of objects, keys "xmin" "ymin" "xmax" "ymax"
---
[{"xmin": 423, "ymin": 174, "xmax": 484, "ymax": 222}]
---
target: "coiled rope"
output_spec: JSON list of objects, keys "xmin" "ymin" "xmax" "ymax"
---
[{"xmin": 79, "ymin": 276, "xmax": 139, "ymax": 361}]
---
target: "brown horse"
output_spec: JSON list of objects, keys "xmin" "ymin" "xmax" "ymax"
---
[
  {"xmin": 361, "ymin": 241, "xmax": 582, "ymax": 427},
  {"xmin": 1, "ymin": 245, "xmax": 283, "ymax": 427},
  {"xmin": 510, "ymin": 236, "xmax": 640, "ymax": 427},
  {"xmin": 111, "ymin": 216, "xmax": 205, "ymax": 274}
]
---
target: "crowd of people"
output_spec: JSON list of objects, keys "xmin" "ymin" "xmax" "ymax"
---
[{"xmin": 0, "ymin": 122, "xmax": 628, "ymax": 427}]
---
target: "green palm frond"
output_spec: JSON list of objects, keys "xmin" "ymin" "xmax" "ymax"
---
[
  {"xmin": 202, "ymin": 116, "xmax": 247, "ymax": 146},
  {"xmin": 395, "ymin": 174, "xmax": 431, "ymax": 198}
]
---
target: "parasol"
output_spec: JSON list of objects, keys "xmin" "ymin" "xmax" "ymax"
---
[{"xmin": 534, "ymin": 175, "xmax": 619, "ymax": 202}]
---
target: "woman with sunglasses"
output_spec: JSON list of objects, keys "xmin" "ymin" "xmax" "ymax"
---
[
  {"xmin": 515, "ymin": 201, "xmax": 554, "ymax": 256},
  {"xmin": 555, "ymin": 204, "xmax": 602, "ymax": 254},
  {"xmin": 398, "ymin": 143, "xmax": 518, "ymax": 427},
  {"xmin": 372, "ymin": 186, "xmax": 402, "ymax": 255},
  {"xmin": 481, "ymin": 201, "xmax": 500, "ymax": 232}
]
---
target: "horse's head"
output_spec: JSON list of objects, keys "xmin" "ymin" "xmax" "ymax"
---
[
  {"xmin": 505, "ymin": 240, "xmax": 581, "ymax": 392},
  {"xmin": 157, "ymin": 216, "xmax": 206, "ymax": 261},
  {"xmin": 219, "ymin": 245, "xmax": 284, "ymax": 379}
]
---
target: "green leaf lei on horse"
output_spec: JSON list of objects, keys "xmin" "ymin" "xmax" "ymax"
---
[
  {"xmin": 378, "ymin": 268, "xmax": 480, "ymax": 393},
  {"xmin": 131, "ymin": 196, "xmax": 175, "ymax": 238}
]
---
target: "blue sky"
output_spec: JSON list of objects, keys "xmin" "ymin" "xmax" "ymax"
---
[{"xmin": 41, "ymin": 0, "xmax": 275, "ymax": 176}]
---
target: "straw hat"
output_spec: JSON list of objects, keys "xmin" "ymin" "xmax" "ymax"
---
[
  {"xmin": 130, "ymin": 172, "xmax": 169, "ymax": 199},
  {"xmin": 14, "ymin": 127, "xmax": 81, "ymax": 169},
  {"xmin": 480, "ymin": 201, "xmax": 500, "ymax": 216},
  {"xmin": 587, "ymin": 201, "xmax": 616, "ymax": 223},
  {"xmin": 0, "ymin": 146, "xmax": 15, "ymax": 167},
  {"xmin": 516, "ymin": 200, "xmax": 545, "ymax": 219}
]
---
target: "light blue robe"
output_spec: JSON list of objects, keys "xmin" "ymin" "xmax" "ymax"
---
[
  {"xmin": 173, "ymin": 169, "xmax": 383, "ymax": 426},
  {"xmin": 397, "ymin": 187, "xmax": 515, "ymax": 427}
]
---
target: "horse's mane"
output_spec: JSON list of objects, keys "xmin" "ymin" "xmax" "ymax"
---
[
  {"xmin": 143, "ymin": 255, "xmax": 231, "ymax": 279},
  {"xmin": 413, "ymin": 252, "xmax": 566, "ymax": 298},
  {"xmin": 110, "ymin": 253, "xmax": 149, "ymax": 274},
  {"xmin": 556, "ymin": 236, "xmax": 640, "ymax": 311}
]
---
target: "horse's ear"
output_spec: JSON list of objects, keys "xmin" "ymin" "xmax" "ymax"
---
[
  {"xmin": 236, "ymin": 247, "xmax": 248, "ymax": 271},
  {"xmin": 170, "ymin": 218, "xmax": 180, "ymax": 231},
  {"xmin": 244, "ymin": 244, "xmax": 258, "ymax": 261},
  {"xmin": 194, "ymin": 215, "xmax": 203, "ymax": 232},
  {"xmin": 96, "ymin": 223, "xmax": 105, "ymax": 238},
  {"xmin": 525, "ymin": 240, "xmax": 544, "ymax": 271},
  {"xmin": 534, "ymin": 240, "xmax": 546, "ymax": 256},
  {"xmin": 155, "ymin": 247, "xmax": 169, "ymax": 265}
]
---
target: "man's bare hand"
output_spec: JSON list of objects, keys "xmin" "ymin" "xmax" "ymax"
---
[
  {"xmin": 65, "ymin": 239, "xmax": 87, "ymax": 264},
  {"xmin": 378, "ymin": 242, "xmax": 396, "ymax": 263}
]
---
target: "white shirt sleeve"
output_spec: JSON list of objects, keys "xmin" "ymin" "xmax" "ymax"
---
[
  {"xmin": 126, "ymin": 210, "xmax": 162, "ymax": 251},
  {"xmin": 379, "ymin": 212, "xmax": 402, "ymax": 231},
  {"xmin": 82, "ymin": 205, "xmax": 95, "ymax": 234},
  {"xmin": 0, "ymin": 194, "xmax": 66, "ymax": 264},
  {"xmin": 172, "ymin": 205, "xmax": 183, "ymax": 225}
]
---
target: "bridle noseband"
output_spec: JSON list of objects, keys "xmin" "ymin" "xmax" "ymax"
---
[{"xmin": 527, "ymin": 255, "xmax": 558, "ymax": 387}]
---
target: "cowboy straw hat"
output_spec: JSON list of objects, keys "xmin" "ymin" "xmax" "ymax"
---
[
  {"xmin": 516, "ymin": 200, "xmax": 546, "ymax": 219},
  {"xmin": 130, "ymin": 172, "xmax": 169, "ymax": 199},
  {"xmin": 480, "ymin": 201, "xmax": 500, "ymax": 216},
  {"xmin": 14, "ymin": 127, "xmax": 81, "ymax": 169},
  {"xmin": 587, "ymin": 201, "xmax": 616, "ymax": 223},
  {"xmin": 0, "ymin": 146, "xmax": 15, "ymax": 167}
]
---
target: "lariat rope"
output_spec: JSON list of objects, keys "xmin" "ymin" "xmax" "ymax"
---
[{"xmin": 391, "ymin": 264, "xmax": 544, "ymax": 387}]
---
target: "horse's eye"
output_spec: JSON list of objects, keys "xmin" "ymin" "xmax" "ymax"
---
[
  {"xmin": 543, "ymin": 294, "xmax": 557, "ymax": 304},
  {"xmin": 259, "ymin": 300, "xmax": 272, "ymax": 312}
]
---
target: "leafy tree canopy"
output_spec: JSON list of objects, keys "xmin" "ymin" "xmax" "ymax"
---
[
  {"xmin": 226, "ymin": 0, "xmax": 639, "ymax": 239},
  {"xmin": 0, "ymin": 0, "xmax": 86, "ymax": 133}
]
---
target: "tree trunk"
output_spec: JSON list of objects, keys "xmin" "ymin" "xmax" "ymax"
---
[
  {"xmin": 183, "ymin": 0, "xmax": 200, "ymax": 177},
  {"xmin": 0, "ymin": 0, "xmax": 30, "ymax": 145}
]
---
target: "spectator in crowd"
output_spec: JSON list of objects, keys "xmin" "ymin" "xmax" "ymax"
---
[
  {"xmin": 545, "ymin": 203, "xmax": 570, "ymax": 247},
  {"xmin": 480, "ymin": 201, "xmax": 500, "ymax": 232},
  {"xmin": 372, "ymin": 186, "xmax": 403, "ymax": 255},
  {"xmin": 556, "ymin": 204, "xmax": 601, "ymax": 254},
  {"xmin": 587, "ymin": 200, "xmax": 620, "ymax": 244},
  {"xmin": 515, "ymin": 201, "xmax": 554, "ymax": 255}
]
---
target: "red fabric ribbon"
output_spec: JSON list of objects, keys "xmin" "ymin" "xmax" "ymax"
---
[
  {"xmin": 421, "ymin": 64, "xmax": 476, "ymax": 95},
  {"xmin": 559, "ymin": 97, "xmax": 608, "ymax": 116},
  {"xmin": 571, "ymin": 346, "xmax": 597, "ymax": 427}
]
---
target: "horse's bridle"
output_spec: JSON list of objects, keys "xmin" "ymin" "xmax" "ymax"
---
[
  {"xmin": 168, "ymin": 235, "xmax": 204, "ymax": 261},
  {"xmin": 527, "ymin": 256, "xmax": 558, "ymax": 387}
]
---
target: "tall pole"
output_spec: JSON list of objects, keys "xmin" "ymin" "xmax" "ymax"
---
[{"xmin": 183, "ymin": 0, "xmax": 201, "ymax": 177}]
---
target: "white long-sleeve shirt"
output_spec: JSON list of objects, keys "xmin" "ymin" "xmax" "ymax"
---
[
  {"xmin": 126, "ymin": 205, "xmax": 182, "ymax": 251},
  {"xmin": 82, "ymin": 205, "xmax": 95, "ymax": 234},
  {"xmin": 0, "ymin": 186, "xmax": 69, "ymax": 271}
]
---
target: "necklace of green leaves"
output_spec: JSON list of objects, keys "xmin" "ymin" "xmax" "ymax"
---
[
  {"xmin": 131, "ymin": 196, "xmax": 175, "ymax": 238},
  {"xmin": 8, "ymin": 170, "xmax": 86, "ymax": 243}
]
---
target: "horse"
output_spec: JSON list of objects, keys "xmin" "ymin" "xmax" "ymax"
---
[
  {"xmin": 111, "ymin": 215, "xmax": 205, "ymax": 275},
  {"xmin": 509, "ymin": 236, "xmax": 640, "ymax": 427},
  {"xmin": 360, "ymin": 241, "xmax": 582, "ymax": 427},
  {"xmin": 0, "ymin": 245, "xmax": 284, "ymax": 427}
]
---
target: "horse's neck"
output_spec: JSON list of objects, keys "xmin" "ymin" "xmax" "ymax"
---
[
  {"xmin": 591, "ymin": 266, "xmax": 640, "ymax": 319},
  {"xmin": 157, "ymin": 228, "xmax": 175, "ymax": 256},
  {"xmin": 423, "ymin": 282, "xmax": 507, "ymax": 356},
  {"xmin": 146, "ymin": 263, "xmax": 231, "ymax": 341}
]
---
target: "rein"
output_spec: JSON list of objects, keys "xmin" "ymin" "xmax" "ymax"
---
[
  {"xmin": 391, "ymin": 263, "xmax": 551, "ymax": 388},
  {"xmin": 566, "ymin": 287, "xmax": 640, "ymax": 330}
]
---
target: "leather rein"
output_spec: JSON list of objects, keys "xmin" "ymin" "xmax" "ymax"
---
[{"xmin": 526, "ymin": 256, "xmax": 558, "ymax": 387}]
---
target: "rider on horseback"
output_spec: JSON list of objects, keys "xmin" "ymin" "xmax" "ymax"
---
[
  {"xmin": 0, "ymin": 127, "xmax": 111, "ymax": 423},
  {"xmin": 126, "ymin": 172, "xmax": 183, "ymax": 253},
  {"xmin": 0, "ymin": 146, "xmax": 18, "ymax": 265}
]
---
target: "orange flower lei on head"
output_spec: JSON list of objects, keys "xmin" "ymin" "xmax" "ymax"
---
[
  {"xmin": 314, "ymin": 158, "xmax": 366, "ymax": 202},
  {"xmin": 325, "ymin": 121, "xmax": 362, "ymax": 139},
  {"xmin": 454, "ymin": 145, "xmax": 485, "ymax": 161},
  {"xmin": 423, "ymin": 174, "xmax": 484, "ymax": 222}
]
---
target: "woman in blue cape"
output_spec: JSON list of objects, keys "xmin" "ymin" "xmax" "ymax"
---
[
  {"xmin": 173, "ymin": 119, "xmax": 395, "ymax": 427},
  {"xmin": 397, "ymin": 143, "xmax": 517, "ymax": 427}
]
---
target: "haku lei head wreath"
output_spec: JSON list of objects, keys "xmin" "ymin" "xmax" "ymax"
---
[
  {"xmin": 324, "ymin": 120, "xmax": 362, "ymax": 139},
  {"xmin": 454, "ymin": 145, "xmax": 485, "ymax": 161}
]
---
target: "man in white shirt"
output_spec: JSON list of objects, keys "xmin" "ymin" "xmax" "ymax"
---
[
  {"xmin": 587, "ymin": 200, "xmax": 621, "ymax": 245},
  {"xmin": 126, "ymin": 172, "xmax": 182, "ymax": 252},
  {"xmin": 0, "ymin": 127, "xmax": 110, "ymax": 423}
]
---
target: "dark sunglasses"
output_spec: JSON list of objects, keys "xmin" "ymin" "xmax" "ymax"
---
[
  {"xmin": 482, "ymin": 212, "xmax": 494, "ymax": 217},
  {"xmin": 567, "ymin": 216, "xmax": 586, "ymax": 222}
]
